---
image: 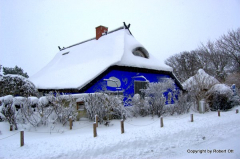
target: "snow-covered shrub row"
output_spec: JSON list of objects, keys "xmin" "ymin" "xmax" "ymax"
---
[
  {"xmin": 126, "ymin": 91, "xmax": 191, "ymax": 117},
  {"xmin": 0, "ymin": 74, "xmax": 38, "ymax": 97},
  {"xmin": 0, "ymin": 92, "xmax": 78, "ymax": 129}
]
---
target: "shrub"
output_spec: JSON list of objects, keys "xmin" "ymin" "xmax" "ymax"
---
[
  {"xmin": 127, "ymin": 79, "xmax": 191, "ymax": 117},
  {"xmin": 0, "ymin": 75, "xmax": 38, "ymax": 97},
  {"xmin": 206, "ymin": 84, "xmax": 234, "ymax": 110},
  {"xmin": 229, "ymin": 95, "xmax": 240, "ymax": 107},
  {"xmin": 0, "ymin": 92, "xmax": 79, "ymax": 129},
  {"xmin": 140, "ymin": 78, "xmax": 176, "ymax": 117},
  {"xmin": 0, "ymin": 95, "xmax": 18, "ymax": 130},
  {"xmin": 79, "ymin": 93, "xmax": 125, "ymax": 123}
]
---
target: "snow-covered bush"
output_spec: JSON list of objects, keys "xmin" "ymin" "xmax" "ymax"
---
[
  {"xmin": 0, "ymin": 74, "xmax": 38, "ymax": 97},
  {"xmin": 36, "ymin": 96, "xmax": 51, "ymax": 125},
  {"xmin": 163, "ymin": 92, "xmax": 191, "ymax": 115},
  {"xmin": 1, "ymin": 96, "xmax": 42, "ymax": 127},
  {"xmin": 19, "ymin": 97, "xmax": 41, "ymax": 127},
  {"xmin": 229, "ymin": 95, "xmax": 240, "ymax": 107},
  {"xmin": 1, "ymin": 95, "xmax": 18, "ymax": 130},
  {"xmin": 174, "ymin": 92, "xmax": 192, "ymax": 114},
  {"xmin": 82, "ymin": 93, "xmax": 124, "ymax": 124},
  {"xmin": 0, "ymin": 95, "xmax": 13, "ymax": 107},
  {"xmin": 0, "ymin": 92, "xmax": 80, "ymax": 129},
  {"xmin": 124, "ymin": 79, "xmax": 192, "ymax": 117},
  {"xmin": 140, "ymin": 78, "xmax": 176, "ymax": 117},
  {"xmin": 125, "ymin": 94, "xmax": 148, "ymax": 117},
  {"xmin": 82, "ymin": 93, "xmax": 107, "ymax": 123},
  {"xmin": 45, "ymin": 92, "xmax": 78, "ymax": 126},
  {"xmin": 21, "ymin": 92, "xmax": 78, "ymax": 126},
  {"xmin": 183, "ymin": 69, "xmax": 219, "ymax": 110},
  {"xmin": 206, "ymin": 84, "xmax": 234, "ymax": 110}
]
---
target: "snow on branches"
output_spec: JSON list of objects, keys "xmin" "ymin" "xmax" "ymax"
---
[{"xmin": 0, "ymin": 74, "xmax": 38, "ymax": 97}]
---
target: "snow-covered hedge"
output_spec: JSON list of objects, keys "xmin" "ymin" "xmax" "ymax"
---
[
  {"xmin": 0, "ymin": 92, "xmax": 78, "ymax": 129},
  {"xmin": 127, "ymin": 91, "xmax": 191, "ymax": 117}
]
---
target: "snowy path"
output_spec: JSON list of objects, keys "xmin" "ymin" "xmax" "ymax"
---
[{"xmin": 1, "ymin": 107, "xmax": 240, "ymax": 159}]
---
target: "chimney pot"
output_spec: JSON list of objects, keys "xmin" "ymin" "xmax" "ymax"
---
[{"xmin": 96, "ymin": 26, "xmax": 108, "ymax": 40}]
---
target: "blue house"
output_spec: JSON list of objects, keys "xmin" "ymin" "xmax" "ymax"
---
[{"xmin": 30, "ymin": 23, "xmax": 183, "ymax": 101}]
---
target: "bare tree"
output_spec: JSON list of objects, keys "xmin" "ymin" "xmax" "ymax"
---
[
  {"xmin": 198, "ymin": 41, "xmax": 230, "ymax": 82},
  {"xmin": 217, "ymin": 28, "xmax": 240, "ymax": 72},
  {"xmin": 165, "ymin": 28, "xmax": 240, "ymax": 83},
  {"xmin": 225, "ymin": 72, "xmax": 240, "ymax": 94},
  {"xmin": 165, "ymin": 50, "xmax": 204, "ymax": 82}
]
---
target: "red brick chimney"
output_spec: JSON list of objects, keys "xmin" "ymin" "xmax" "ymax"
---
[{"xmin": 96, "ymin": 25, "xmax": 108, "ymax": 40}]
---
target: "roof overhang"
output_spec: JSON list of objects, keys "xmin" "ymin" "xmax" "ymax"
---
[{"xmin": 38, "ymin": 65, "xmax": 185, "ymax": 93}]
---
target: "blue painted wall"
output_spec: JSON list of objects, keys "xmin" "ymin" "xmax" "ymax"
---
[{"xmin": 84, "ymin": 69, "xmax": 180, "ymax": 104}]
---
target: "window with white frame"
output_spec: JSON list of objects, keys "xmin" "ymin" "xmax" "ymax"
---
[
  {"xmin": 134, "ymin": 81, "xmax": 148, "ymax": 97},
  {"xmin": 76, "ymin": 101, "xmax": 85, "ymax": 110}
]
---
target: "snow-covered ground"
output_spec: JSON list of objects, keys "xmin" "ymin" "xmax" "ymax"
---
[{"xmin": 1, "ymin": 106, "xmax": 240, "ymax": 159}]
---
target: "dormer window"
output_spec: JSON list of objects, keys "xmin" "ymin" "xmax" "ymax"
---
[{"xmin": 132, "ymin": 47, "xmax": 149, "ymax": 59}]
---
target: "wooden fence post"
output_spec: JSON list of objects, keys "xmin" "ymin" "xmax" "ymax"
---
[
  {"xmin": 160, "ymin": 117, "xmax": 164, "ymax": 127},
  {"xmin": 218, "ymin": 110, "xmax": 220, "ymax": 117},
  {"xmin": 95, "ymin": 115, "xmax": 98, "ymax": 127},
  {"xmin": 236, "ymin": 109, "xmax": 239, "ymax": 114},
  {"xmin": 69, "ymin": 117, "xmax": 72, "ymax": 130},
  {"xmin": 191, "ymin": 114, "xmax": 194, "ymax": 122},
  {"xmin": 121, "ymin": 119, "xmax": 124, "ymax": 134},
  {"xmin": 93, "ymin": 122, "xmax": 97, "ymax": 137},
  {"xmin": 20, "ymin": 131, "xmax": 24, "ymax": 147}
]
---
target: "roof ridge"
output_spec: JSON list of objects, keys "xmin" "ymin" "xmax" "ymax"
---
[{"xmin": 60, "ymin": 26, "xmax": 125, "ymax": 51}]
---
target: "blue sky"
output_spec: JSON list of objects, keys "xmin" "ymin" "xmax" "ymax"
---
[{"xmin": 1, "ymin": 0, "xmax": 240, "ymax": 76}]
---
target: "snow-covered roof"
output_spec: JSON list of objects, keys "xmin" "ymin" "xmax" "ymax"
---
[
  {"xmin": 182, "ymin": 69, "xmax": 220, "ymax": 90},
  {"xmin": 30, "ymin": 25, "xmax": 172, "ymax": 90}
]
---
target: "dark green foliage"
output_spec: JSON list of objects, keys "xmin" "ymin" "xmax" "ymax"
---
[
  {"xmin": 208, "ymin": 92, "xmax": 233, "ymax": 111},
  {"xmin": 206, "ymin": 84, "xmax": 239, "ymax": 111},
  {"xmin": 0, "ymin": 75, "xmax": 38, "ymax": 97},
  {"xmin": 3, "ymin": 65, "xmax": 29, "ymax": 78}
]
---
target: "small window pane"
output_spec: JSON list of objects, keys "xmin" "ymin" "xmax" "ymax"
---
[
  {"xmin": 134, "ymin": 81, "xmax": 148, "ymax": 97},
  {"xmin": 77, "ymin": 101, "xmax": 85, "ymax": 110}
]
